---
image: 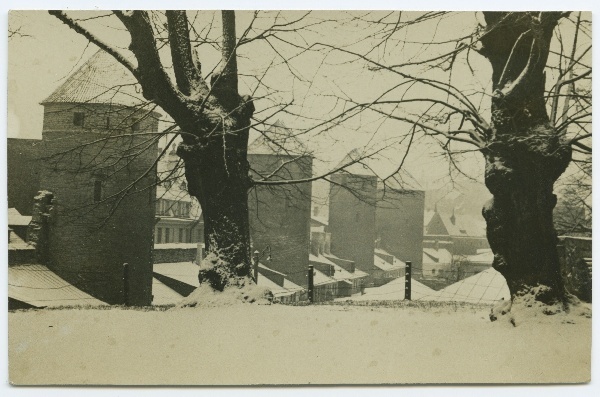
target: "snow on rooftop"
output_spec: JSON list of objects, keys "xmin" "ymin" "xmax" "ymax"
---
[
  {"xmin": 433, "ymin": 268, "xmax": 510, "ymax": 304},
  {"xmin": 345, "ymin": 276, "xmax": 437, "ymax": 301},
  {"xmin": 422, "ymin": 248, "xmax": 453, "ymax": 264},
  {"xmin": 8, "ymin": 230, "xmax": 33, "ymax": 250},
  {"xmin": 309, "ymin": 253, "xmax": 336, "ymax": 266},
  {"xmin": 9, "ymin": 264, "xmax": 108, "ymax": 308},
  {"xmin": 8, "ymin": 208, "xmax": 32, "ymax": 226},
  {"xmin": 154, "ymin": 243, "xmax": 199, "ymax": 250}
]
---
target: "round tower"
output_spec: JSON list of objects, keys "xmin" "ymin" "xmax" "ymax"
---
[{"xmin": 38, "ymin": 50, "xmax": 161, "ymax": 305}]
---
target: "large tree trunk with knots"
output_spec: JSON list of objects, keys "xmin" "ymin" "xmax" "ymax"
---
[{"xmin": 478, "ymin": 12, "xmax": 575, "ymax": 319}]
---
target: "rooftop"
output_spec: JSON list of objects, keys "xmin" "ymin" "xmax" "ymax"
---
[
  {"xmin": 8, "ymin": 208, "xmax": 32, "ymax": 226},
  {"xmin": 9, "ymin": 264, "xmax": 108, "ymax": 308},
  {"xmin": 42, "ymin": 49, "xmax": 148, "ymax": 108}
]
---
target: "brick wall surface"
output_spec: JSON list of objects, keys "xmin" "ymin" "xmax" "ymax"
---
[
  {"xmin": 328, "ymin": 173, "xmax": 377, "ymax": 275},
  {"xmin": 248, "ymin": 154, "xmax": 313, "ymax": 287},
  {"xmin": 376, "ymin": 189, "xmax": 425, "ymax": 267},
  {"xmin": 37, "ymin": 102, "xmax": 159, "ymax": 305}
]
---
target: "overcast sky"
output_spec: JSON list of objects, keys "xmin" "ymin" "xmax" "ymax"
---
[{"xmin": 5, "ymin": 7, "xmax": 591, "ymax": 193}]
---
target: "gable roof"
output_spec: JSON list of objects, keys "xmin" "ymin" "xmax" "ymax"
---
[
  {"xmin": 42, "ymin": 49, "xmax": 146, "ymax": 107},
  {"xmin": 426, "ymin": 210, "xmax": 486, "ymax": 238}
]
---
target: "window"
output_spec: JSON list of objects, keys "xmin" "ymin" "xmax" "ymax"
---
[
  {"xmin": 131, "ymin": 118, "xmax": 140, "ymax": 132},
  {"xmin": 73, "ymin": 112, "xmax": 85, "ymax": 127},
  {"xmin": 432, "ymin": 268, "xmax": 436, "ymax": 275},
  {"xmin": 93, "ymin": 180, "xmax": 102, "ymax": 202},
  {"xmin": 165, "ymin": 228, "xmax": 170, "ymax": 243},
  {"xmin": 106, "ymin": 117, "xmax": 111, "ymax": 129},
  {"xmin": 179, "ymin": 228, "xmax": 184, "ymax": 243},
  {"xmin": 156, "ymin": 228, "xmax": 163, "ymax": 244}
]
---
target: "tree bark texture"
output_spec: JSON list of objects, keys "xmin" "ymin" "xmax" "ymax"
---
[
  {"xmin": 478, "ymin": 12, "xmax": 573, "ymax": 310},
  {"xmin": 119, "ymin": 10, "xmax": 256, "ymax": 290}
]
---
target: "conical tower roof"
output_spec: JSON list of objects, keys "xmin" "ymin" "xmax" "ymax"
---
[
  {"xmin": 42, "ymin": 49, "xmax": 145, "ymax": 107},
  {"xmin": 248, "ymin": 120, "xmax": 310, "ymax": 156},
  {"xmin": 334, "ymin": 148, "xmax": 378, "ymax": 177}
]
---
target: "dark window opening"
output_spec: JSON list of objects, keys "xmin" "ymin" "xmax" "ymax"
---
[
  {"xmin": 73, "ymin": 112, "xmax": 85, "ymax": 127},
  {"xmin": 165, "ymin": 228, "xmax": 170, "ymax": 243},
  {"xmin": 157, "ymin": 228, "xmax": 163, "ymax": 244},
  {"xmin": 179, "ymin": 228, "xmax": 184, "ymax": 243},
  {"xmin": 93, "ymin": 180, "xmax": 102, "ymax": 202},
  {"xmin": 131, "ymin": 118, "xmax": 140, "ymax": 132},
  {"xmin": 106, "ymin": 117, "xmax": 111, "ymax": 129}
]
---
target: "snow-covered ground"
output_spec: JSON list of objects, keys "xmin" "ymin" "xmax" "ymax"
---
[{"xmin": 8, "ymin": 302, "xmax": 590, "ymax": 385}]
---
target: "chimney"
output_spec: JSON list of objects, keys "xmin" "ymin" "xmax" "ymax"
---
[
  {"xmin": 324, "ymin": 233, "xmax": 332, "ymax": 255},
  {"xmin": 310, "ymin": 235, "xmax": 320, "ymax": 256}
]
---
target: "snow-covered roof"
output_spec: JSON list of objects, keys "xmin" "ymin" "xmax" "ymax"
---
[
  {"xmin": 9, "ymin": 264, "xmax": 108, "ymax": 308},
  {"xmin": 313, "ymin": 268, "xmax": 336, "ymax": 286},
  {"xmin": 309, "ymin": 253, "xmax": 336, "ymax": 266},
  {"xmin": 156, "ymin": 186, "xmax": 194, "ymax": 203},
  {"xmin": 41, "ymin": 49, "xmax": 151, "ymax": 108},
  {"xmin": 373, "ymin": 253, "xmax": 405, "ymax": 271},
  {"xmin": 426, "ymin": 210, "xmax": 486, "ymax": 238},
  {"xmin": 8, "ymin": 229, "xmax": 33, "ymax": 250},
  {"xmin": 433, "ymin": 268, "xmax": 510, "ymax": 304},
  {"xmin": 311, "ymin": 214, "xmax": 328, "ymax": 227},
  {"xmin": 8, "ymin": 208, "xmax": 31, "ymax": 226},
  {"xmin": 422, "ymin": 248, "xmax": 453, "ymax": 265},
  {"xmin": 346, "ymin": 276, "xmax": 437, "ymax": 301},
  {"xmin": 153, "ymin": 262, "xmax": 200, "ymax": 287},
  {"xmin": 465, "ymin": 249, "xmax": 494, "ymax": 265}
]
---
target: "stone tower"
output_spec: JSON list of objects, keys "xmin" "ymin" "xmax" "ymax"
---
[
  {"xmin": 328, "ymin": 150, "xmax": 378, "ymax": 276},
  {"xmin": 247, "ymin": 121, "xmax": 313, "ymax": 287},
  {"xmin": 37, "ymin": 50, "xmax": 160, "ymax": 305}
]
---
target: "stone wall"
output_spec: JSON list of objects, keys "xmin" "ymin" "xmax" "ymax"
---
[{"xmin": 153, "ymin": 246, "xmax": 197, "ymax": 264}]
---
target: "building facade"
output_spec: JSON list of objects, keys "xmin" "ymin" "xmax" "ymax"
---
[
  {"xmin": 33, "ymin": 50, "xmax": 160, "ymax": 305},
  {"xmin": 247, "ymin": 122, "xmax": 313, "ymax": 287}
]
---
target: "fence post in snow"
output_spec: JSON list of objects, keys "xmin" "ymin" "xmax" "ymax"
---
[
  {"xmin": 123, "ymin": 263, "xmax": 130, "ymax": 306},
  {"xmin": 405, "ymin": 261, "xmax": 412, "ymax": 301},
  {"xmin": 308, "ymin": 264, "xmax": 314, "ymax": 303}
]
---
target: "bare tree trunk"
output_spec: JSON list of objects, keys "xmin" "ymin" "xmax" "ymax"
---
[
  {"xmin": 178, "ymin": 117, "xmax": 254, "ymax": 290},
  {"xmin": 478, "ymin": 12, "xmax": 574, "ymax": 317}
]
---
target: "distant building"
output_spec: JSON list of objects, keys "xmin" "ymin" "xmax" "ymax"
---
[
  {"xmin": 154, "ymin": 144, "xmax": 203, "ymax": 247},
  {"xmin": 376, "ymin": 186, "xmax": 425, "ymax": 269},
  {"xmin": 373, "ymin": 248, "xmax": 406, "ymax": 286},
  {"xmin": 424, "ymin": 207, "xmax": 489, "ymax": 256},
  {"xmin": 328, "ymin": 150, "xmax": 378, "ymax": 279},
  {"xmin": 310, "ymin": 230, "xmax": 368, "ymax": 298}
]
